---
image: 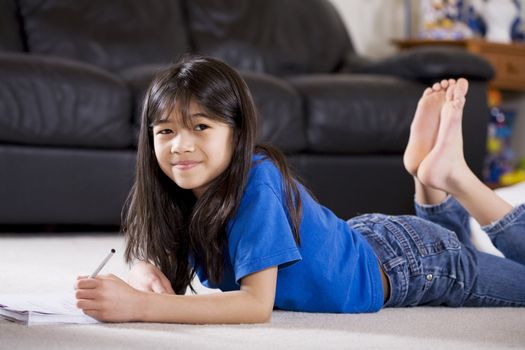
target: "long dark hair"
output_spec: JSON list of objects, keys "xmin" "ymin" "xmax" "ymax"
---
[{"xmin": 123, "ymin": 56, "xmax": 302, "ymax": 294}]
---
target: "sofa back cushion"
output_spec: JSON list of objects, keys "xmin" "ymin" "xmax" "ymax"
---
[
  {"xmin": 0, "ymin": 53, "xmax": 132, "ymax": 148},
  {"xmin": 0, "ymin": 0, "xmax": 25, "ymax": 52},
  {"xmin": 186, "ymin": 0, "xmax": 354, "ymax": 75},
  {"xmin": 19, "ymin": 0, "xmax": 190, "ymax": 72},
  {"xmin": 290, "ymin": 75, "xmax": 423, "ymax": 154}
]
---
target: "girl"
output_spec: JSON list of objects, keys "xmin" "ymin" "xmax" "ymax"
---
[{"xmin": 75, "ymin": 56, "xmax": 525, "ymax": 323}]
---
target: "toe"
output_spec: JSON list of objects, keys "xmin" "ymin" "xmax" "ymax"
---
[
  {"xmin": 455, "ymin": 78, "xmax": 469, "ymax": 98},
  {"xmin": 446, "ymin": 83, "xmax": 454, "ymax": 101},
  {"xmin": 422, "ymin": 87, "xmax": 433, "ymax": 96}
]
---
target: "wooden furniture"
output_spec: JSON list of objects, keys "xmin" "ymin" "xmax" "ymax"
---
[{"xmin": 394, "ymin": 39, "xmax": 525, "ymax": 91}]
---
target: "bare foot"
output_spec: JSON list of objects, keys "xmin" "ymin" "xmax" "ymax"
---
[
  {"xmin": 416, "ymin": 78, "xmax": 470, "ymax": 194},
  {"xmin": 403, "ymin": 79, "xmax": 455, "ymax": 176}
]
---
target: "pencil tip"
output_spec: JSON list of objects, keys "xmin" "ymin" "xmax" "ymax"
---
[{"xmin": 111, "ymin": 249, "xmax": 116, "ymax": 253}]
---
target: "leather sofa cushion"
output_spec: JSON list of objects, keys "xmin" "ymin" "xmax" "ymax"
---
[
  {"xmin": 0, "ymin": 53, "xmax": 132, "ymax": 148},
  {"xmin": 19, "ymin": 0, "xmax": 189, "ymax": 72},
  {"xmin": 119, "ymin": 64, "xmax": 166, "ymax": 146},
  {"xmin": 243, "ymin": 72, "xmax": 305, "ymax": 152},
  {"xmin": 0, "ymin": 0, "xmax": 24, "ymax": 52},
  {"xmin": 0, "ymin": 145, "xmax": 135, "ymax": 225},
  {"xmin": 186, "ymin": 0, "xmax": 352, "ymax": 76},
  {"xmin": 290, "ymin": 74, "xmax": 423, "ymax": 154},
  {"xmin": 120, "ymin": 65, "xmax": 306, "ymax": 153},
  {"xmin": 353, "ymin": 46, "xmax": 495, "ymax": 82},
  {"xmin": 288, "ymin": 154, "xmax": 414, "ymax": 218}
]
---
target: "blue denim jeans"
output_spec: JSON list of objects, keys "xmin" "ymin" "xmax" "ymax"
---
[{"xmin": 348, "ymin": 196, "xmax": 525, "ymax": 308}]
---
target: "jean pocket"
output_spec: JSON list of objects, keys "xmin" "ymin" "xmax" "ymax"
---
[
  {"xmin": 350, "ymin": 216, "xmax": 406, "ymax": 271},
  {"xmin": 390, "ymin": 216, "xmax": 461, "ymax": 257}
]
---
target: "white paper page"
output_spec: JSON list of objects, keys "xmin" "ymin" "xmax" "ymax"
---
[{"xmin": 0, "ymin": 292, "xmax": 99, "ymax": 324}]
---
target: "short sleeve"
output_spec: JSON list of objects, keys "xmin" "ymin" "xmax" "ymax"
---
[{"xmin": 227, "ymin": 183, "xmax": 302, "ymax": 284}]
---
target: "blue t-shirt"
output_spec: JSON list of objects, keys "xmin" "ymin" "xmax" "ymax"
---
[{"xmin": 195, "ymin": 155, "xmax": 384, "ymax": 313}]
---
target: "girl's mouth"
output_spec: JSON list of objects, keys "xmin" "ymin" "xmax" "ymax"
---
[{"xmin": 173, "ymin": 161, "xmax": 200, "ymax": 170}]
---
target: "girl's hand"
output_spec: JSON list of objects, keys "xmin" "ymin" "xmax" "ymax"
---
[
  {"xmin": 127, "ymin": 261, "xmax": 175, "ymax": 294},
  {"xmin": 75, "ymin": 274, "xmax": 144, "ymax": 322}
]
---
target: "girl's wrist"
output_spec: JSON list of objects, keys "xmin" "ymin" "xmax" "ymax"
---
[
  {"xmin": 135, "ymin": 291, "xmax": 182, "ymax": 323},
  {"xmin": 132, "ymin": 290, "xmax": 150, "ymax": 322}
]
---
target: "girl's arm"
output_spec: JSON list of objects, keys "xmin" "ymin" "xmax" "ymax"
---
[{"xmin": 75, "ymin": 266, "xmax": 277, "ymax": 324}]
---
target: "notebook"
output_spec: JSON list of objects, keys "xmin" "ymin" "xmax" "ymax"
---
[{"xmin": 0, "ymin": 292, "xmax": 100, "ymax": 326}]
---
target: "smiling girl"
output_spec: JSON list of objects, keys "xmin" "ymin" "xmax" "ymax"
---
[{"xmin": 75, "ymin": 56, "xmax": 525, "ymax": 323}]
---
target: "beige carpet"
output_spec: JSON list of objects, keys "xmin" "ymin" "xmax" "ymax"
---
[{"xmin": 1, "ymin": 233, "xmax": 524, "ymax": 350}]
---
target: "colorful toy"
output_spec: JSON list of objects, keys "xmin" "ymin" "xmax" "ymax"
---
[
  {"xmin": 419, "ymin": 0, "xmax": 473, "ymax": 39},
  {"xmin": 483, "ymin": 89, "xmax": 521, "ymax": 186}
]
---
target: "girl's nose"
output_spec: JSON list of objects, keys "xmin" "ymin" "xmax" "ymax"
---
[{"xmin": 170, "ymin": 130, "xmax": 195, "ymax": 154}]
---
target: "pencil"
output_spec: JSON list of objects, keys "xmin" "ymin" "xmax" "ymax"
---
[{"xmin": 89, "ymin": 249, "xmax": 116, "ymax": 278}]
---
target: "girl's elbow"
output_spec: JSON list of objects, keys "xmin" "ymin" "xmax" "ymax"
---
[
  {"xmin": 240, "ymin": 285, "xmax": 275, "ymax": 323},
  {"xmin": 243, "ymin": 301, "xmax": 273, "ymax": 324},
  {"xmin": 247, "ymin": 310, "xmax": 271, "ymax": 324},
  {"xmin": 253, "ymin": 303, "xmax": 273, "ymax": 324},
  {"xmin": 259, "ymin": 307, "xmax": 273, "ymax": 323}
]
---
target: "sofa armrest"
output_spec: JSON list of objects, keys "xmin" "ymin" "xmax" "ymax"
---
[
  {"xmin": 0, "ymin": 53, "xmax": 132, "ymax": 148},
  {"xmin": 338, "ymin": 54, "xmax": 375, "ymax": 73},
  {"xmin": 344, "ymin": 46, "xmax": 494, "ymax": 82}
]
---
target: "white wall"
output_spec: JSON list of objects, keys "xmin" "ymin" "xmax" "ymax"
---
[{"xmin": 328, "ymin": 0, "xmax": 408, "ymax": 58}]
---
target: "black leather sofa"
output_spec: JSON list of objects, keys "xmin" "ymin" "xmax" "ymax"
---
[{"xmin": 0, "ymin": 0, "xmax": 494, "ymax": 228}]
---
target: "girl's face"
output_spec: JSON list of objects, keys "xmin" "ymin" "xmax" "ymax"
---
[{"xmin": 152, "ymin": 100, "xmax": 234, "ymax": 198}]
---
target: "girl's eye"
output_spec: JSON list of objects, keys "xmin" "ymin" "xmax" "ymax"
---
[
  {"xmin": 195, "ymin": 124, "xmax": 209, "ymax": 131},
  {"xmin": 156, "ymin": 129, "xmax": 173, "ymax": 135}
]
